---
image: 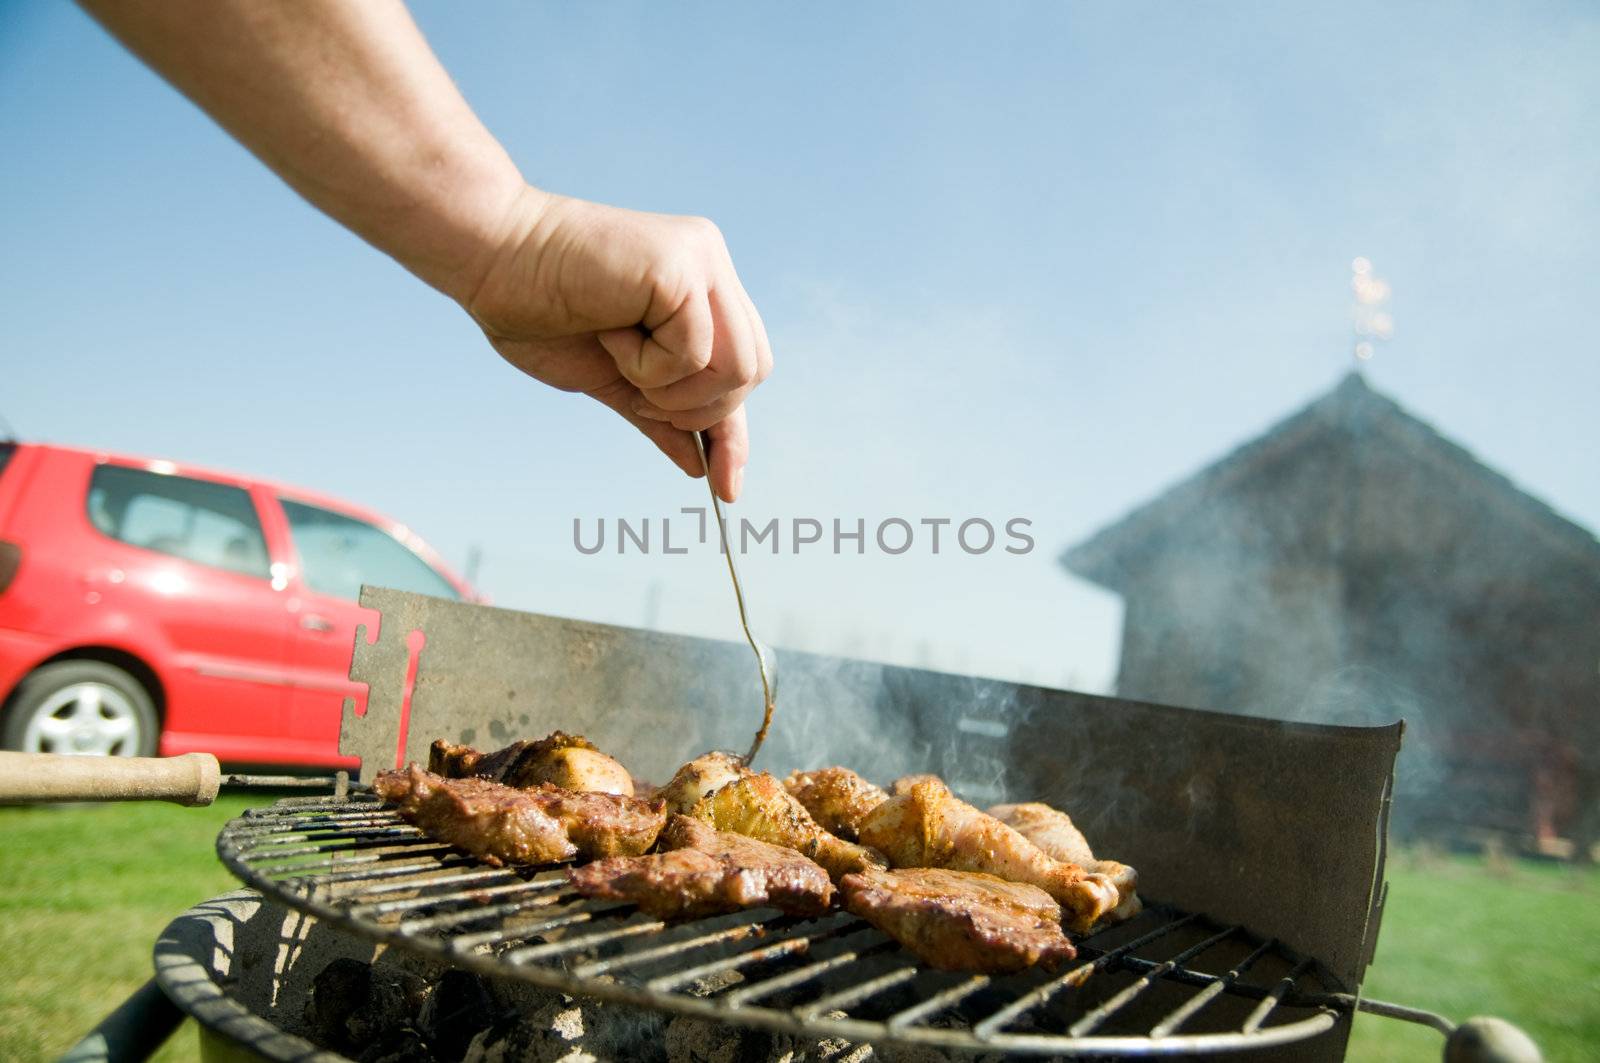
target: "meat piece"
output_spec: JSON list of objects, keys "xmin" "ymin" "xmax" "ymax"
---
[
  {"xmin": 428, "ymin": 732, "xmax": 634, "ymax": 796},
  {"xmin": 858, "ymin": 778, "xmax": 1119, "ymax": 931},
  {"xmin": 657, "ymin": 751, "xmax": 750, "ymax": 813},
  {"xmin": 374, "ymin": 766, "xmax": 576, "ymax": 867},
  {"xmin": 783, "ymin": 767, "xmax": 888, "ymax": 841},
  {"xmin": 841, "ymin": 867, "xmax": 1077, "ymax": 973},
  {"xmin": 987, "ymin": 802, "xmax": 1096, "ymax": 866},
  {"xmin": 569, "ymin": 814, "xmax": 835, "ymax": 919},
  {"xmin": 889, "ymin": 773, "xmax": 941, "ymax": 796},
  {"xmin": 529, "ymin": 783, "xmax": 667, "ymax": 858},
  {"xmin": 374, "ymin": 766, "xmax": 665, "ymax": 866},
  {"xmin": 690, "ymin": 772, "xmax": 886, "ymax": 881},
  {"xmin": 989, "ymin": 802, "xmax": 1142, "ymax": 923}
]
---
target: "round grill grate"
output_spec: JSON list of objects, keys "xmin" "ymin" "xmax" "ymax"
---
[{"xmin": 216, "ymin": 793, "xmax": 1350, "ymax": 1057}]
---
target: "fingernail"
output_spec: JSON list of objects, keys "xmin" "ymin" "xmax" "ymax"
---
[{"xmin": 731, "ymin": 467, "xmax": 744, "ymax": 500}]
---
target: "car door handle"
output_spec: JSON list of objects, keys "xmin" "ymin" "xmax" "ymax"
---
[{"xmin": 300, "ymin": 614, "xmax": 335, "ymax": 633}]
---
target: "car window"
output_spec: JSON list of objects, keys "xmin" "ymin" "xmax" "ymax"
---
[
  {"xmin": 87, "ymin": 465, "xmax": 271, "ymax": 579},
  {"xmin": 279, "ymin": 498, "xmax": 459, "ymax": 602}
]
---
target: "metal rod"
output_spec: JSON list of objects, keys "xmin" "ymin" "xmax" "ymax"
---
[
  {"xmin": 884, "ymin": 974, "xmax": 991, "ymax": 1030},
  {"xmin": 505, "ymin": 914, "xmax": 667, "ymax": 965},
  {"xmin": 645, "ymin": 919, "xmax": 853, "ymax": 992},
  {"xmin": 348, "ymin": 874, "xmax": 543, "ymax": 916},
  {"xmin": 1148, "ymin": 937, "xmax": 1277, "ymax": 1037},
  {"xmin": 224, "ymin": 773, "xmax": 340, "ymax": 789},
  {"xmin": 1067, "ymin": 925, "xmax": 1240, "ymax": 1036},
  {"xmin": 797, "ymin": 965, "xmax": 920, "ymax": 1019},
  {"xmin": 280, "ymin": 851, "xmax": 468, "ymax": 886},
  {"xmin": 446, "ymin": 907, "xmax": 603, "ymax": 952},
  {"xmin": 571, "ymin": 918, "xmax": 773, "ymax": 979},
  {"xmin": 1241, "ymin": 957, "xmax": 1316, "ymax": 1033},
  {"xmin": 1297, "ymin": 993, "xmax": 1456, "ymax": 1036},
  {"xmin": 721, "ymin": 932, "xmax": 897, "ymax": 1007},
  {"xmin": 972, "ymin": 912, "xmax": 1199, "ymax": 1039},
  {"xmin": 341, "ymin": 865, "xmax": 524, "ymax": 905},
  {"xmin": 255, "ymin": 845, "xmax": 457, "ymax": 878},
  {"xmin": 235, "ymin": 824, "xmax": 423, "ymax": 851},
  {"xmin": 692, "ymin": 430, "xmax": 776, "ymax": 765}
]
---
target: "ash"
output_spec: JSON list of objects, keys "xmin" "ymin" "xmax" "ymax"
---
[{"xmin": 301, "ymin": 957, "xmax": 1027, "ymax": 1063}]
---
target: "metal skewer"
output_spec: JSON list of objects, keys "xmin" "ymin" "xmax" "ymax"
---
[{"xmin": 692, "ymin": 431, "xmax": 777, "ymax": 765}]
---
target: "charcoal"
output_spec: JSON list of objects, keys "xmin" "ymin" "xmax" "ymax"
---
[
  {"xmin": 305, "ymin": 958, "xmax": 372, "ymax": 1053},
  {"xmin": 420, "ymin": 969, "xmax": 502, "ymax": 1061},
  {"xmin": 304, "ymin": 958, "xmax": 432, "ymax": 1056},
  {"xmin": 357, "ymin": 1025, "xmax": 433, "ymax": 1063}
]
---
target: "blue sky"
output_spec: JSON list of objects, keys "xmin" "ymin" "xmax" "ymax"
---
[{"xmin": 3, "ymin": 2, "xmax": 1597, "ymax": 691}]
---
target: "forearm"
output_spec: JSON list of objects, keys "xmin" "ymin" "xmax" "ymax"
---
[{"xmin": 80, "ymin": 0, "xmax": 529, "ymax": 303}]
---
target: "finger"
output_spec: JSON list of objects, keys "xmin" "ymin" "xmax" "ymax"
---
[
  {"xmin": 596, "ymin": 289, "xmax": 713, "ymax": 391},
  {"xmin": 742, "ymin": 286, "xmax": 774, "ymax": 387},
  {"xmin": 587, "ymin": 379, "xmax": 702, "ymax": 479},
  {"xmin": 636, "ymin": 285, "xmax": 759, "ymax": 412},
  {"xmin": 632, "ymin": 391, "xmax": 748, "ymax": 432},
  {"xmin": 703, "ymin": 405, "xmax": 749, "ymax": 503}
]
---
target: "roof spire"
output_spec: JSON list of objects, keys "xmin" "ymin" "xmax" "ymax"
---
[{"xmin": 1350, "ymin": 257, "xmax": 1394, "ymax": 365}]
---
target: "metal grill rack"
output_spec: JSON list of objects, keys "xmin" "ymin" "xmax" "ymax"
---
[{"xmin": 217, "ymin": 793, "xmax": 1355, "ymax": 1057}]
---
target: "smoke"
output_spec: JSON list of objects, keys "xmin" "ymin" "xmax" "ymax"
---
[
  {"xmin": 1292, "ymin": 665, "xmax": 1445, "ymax": 808},
  {"xmin": 1067, "ymin": 377, "xmax": 1600, "ymax": 844}
]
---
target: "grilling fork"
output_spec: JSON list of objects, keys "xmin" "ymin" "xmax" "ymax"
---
[{"xmin": 692, "ymin": 430, "xmax": 777, "ymax": 766}]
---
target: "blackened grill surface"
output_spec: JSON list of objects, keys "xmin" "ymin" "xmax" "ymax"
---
[{"xmin": 216, "ymin": 793, "xmax": 1348, "ymax": 1057}]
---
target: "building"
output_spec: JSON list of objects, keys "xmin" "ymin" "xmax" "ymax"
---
[{"xmin": 1060, "ymin": 372, "xmax": 1600, "ymax": 848}]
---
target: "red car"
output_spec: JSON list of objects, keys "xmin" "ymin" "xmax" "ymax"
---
[{"xmin": 0, "ymin": 442, "xmax": 475, "ymax": 767}]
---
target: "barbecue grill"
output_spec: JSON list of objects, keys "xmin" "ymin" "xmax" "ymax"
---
[{"xmin": 40, "ymin": 587, "xmax": 1542, "ymax": 1061}]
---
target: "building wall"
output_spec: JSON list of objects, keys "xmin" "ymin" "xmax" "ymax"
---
[{"xmin": 1105, "ymin": 423, "xmax": 1600, "ymax": 842}]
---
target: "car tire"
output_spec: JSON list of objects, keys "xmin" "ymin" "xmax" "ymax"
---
[{"xmin": 1, "ymin": 660, "xmax": 159, "ymax": 757}]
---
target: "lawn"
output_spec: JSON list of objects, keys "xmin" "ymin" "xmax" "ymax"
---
[
  {"xmin": 1346, "ymin": 847, "xmax": 1599, "ymax": 1061},
  {"xmin": 0, "ymin": 797, "xmax": 251, "ymax": 1063},
  {"xmin": 1, "ymin": 803, "xmax": 1595, "ymax": 1061}
]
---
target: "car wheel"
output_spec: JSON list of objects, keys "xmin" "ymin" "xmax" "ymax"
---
[{"xmin": 1, "ymin": 660, "xmax": 159, "ymax": 757}]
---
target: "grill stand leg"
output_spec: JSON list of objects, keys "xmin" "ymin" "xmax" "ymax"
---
[{"xmin": 60, "ymin": 977, "xmax": 185, "ymax": 1063}]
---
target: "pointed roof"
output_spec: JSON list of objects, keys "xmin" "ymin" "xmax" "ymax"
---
[{"xmin": 1060, "ymin": 372, "xmax": 1600, "ymax": 591}]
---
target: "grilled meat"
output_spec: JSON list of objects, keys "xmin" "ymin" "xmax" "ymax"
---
[
  {"xmin": 374, "ymin": 766, "xmax": 665, "ymax": 866},
  {"xmin": 783, "ymin": 766, "xmax": 888, "ymax": 841},
  {"xmin": 840, "ymin": 866, "xmax": 1077, "ymax": 973},
  {"xmin": 690, "ymin": 772, "xmax": 886, "ymax": 881},
  {"xmin": 569, "ymin": 814, "xmax": 835, "ymax": 919},
  {"xmin": 987, "ymin": 802, "xmax": 1096, "ymax": 866},
  {"xmin": 989, "ymin": 801, "xmax": 1141, "ymax": 923},
  {"xmin": 530, "ymin": 783, "xmax": 669, "ymax": 858},
  {"xmin": 859, "ymin": 777, "xmax": 1119, "ymax": 931},
  {"xmin": 889, "ymin": 773, "xmax": 941, "ymax": 796},
  {"xmin": 657, "ymin": 751, "xmax": 750, "ymax": 813},
  {"xmin": 374, "ymin": 766, "xmax": 575, "ymax": 866},
  {"xmin": 428, "ymin": 732, "xmax": 634, "ymax": 796}
]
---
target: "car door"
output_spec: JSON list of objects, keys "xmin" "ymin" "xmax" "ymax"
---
[
  {"xmin": 84, "ymin": 463, "xmax": 294, "ymax": 759},
  {"xmin": 273, "ymin": 495, "xmax": 461, "ymax": 766}
]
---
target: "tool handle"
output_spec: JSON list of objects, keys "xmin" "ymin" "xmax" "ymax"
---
[{"xmin": 0, "ymin": 751, "xmax": 221, "ymax": 806}]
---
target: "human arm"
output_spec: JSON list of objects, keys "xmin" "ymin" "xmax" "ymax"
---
[{"xmin": 80, "ymin": 0, "xmax": 769, "ymax": 499}]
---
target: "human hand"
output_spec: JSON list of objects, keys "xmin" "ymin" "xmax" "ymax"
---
[{"xmin": 464, "ymin": 189, "xmax": 772, "ymax": 502}]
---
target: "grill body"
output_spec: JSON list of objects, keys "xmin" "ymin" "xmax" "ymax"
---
[{"xmin": 240, "ymin": 586, "xmax": 1408, "ymax": 1059}]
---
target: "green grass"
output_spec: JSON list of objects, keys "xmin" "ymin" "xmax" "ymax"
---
[
  {"xmin": 1, "ymin": 805, "xmax": 1595, "ymax": 1061},
  {"xmin": 1346, "ymin": 848, "xmax": 1600, "ymax": 1061},
  {"xmin": 0, "ymin": 797, "xmax": 252, "ymax": 1063}
]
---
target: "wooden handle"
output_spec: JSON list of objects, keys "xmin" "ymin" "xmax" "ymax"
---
[{"xmin": 0, "ymin": 751, "xmax": 221, "ymax": 806}]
